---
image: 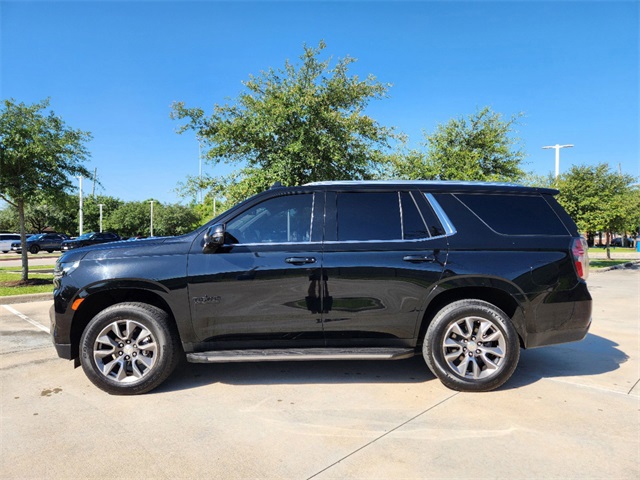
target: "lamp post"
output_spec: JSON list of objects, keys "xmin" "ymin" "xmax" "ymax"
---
[
  {"xmin": 77, "ymin": 176, "xmax": 83, "ymax": 236},
  {"xmin": 98, "ymin": 204, "xmax": 104, "ymax": 232},
  {"xmin": 198, "ymin": 138, "xmax": 203, "ymax": 204},
  {"xmin": 149, "ymin": 201, "xmax": 154, "ymax": 237},
  {"xmin": 542, "ymin": 144, "xmax": 574, "ymax": 178}
]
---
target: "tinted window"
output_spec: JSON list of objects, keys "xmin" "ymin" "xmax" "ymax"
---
[
  {"xmin": 337, "ymin": 192, "xmax": 401, "ymax": 241},
  {"xmin": 400, "ymin": 192, "xmax": 430, "ymax": 239},
  {"xmin": 455, "ymin": 194, "xmax": 569, "ymax": 235},
  {"xmin": 227, "ymin": 194, "xmax": 313, "ymax": 244}
]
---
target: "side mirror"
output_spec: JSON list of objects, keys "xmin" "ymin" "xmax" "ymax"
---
[{"xmin": 203, "ymin": 223, "xmax": 226, "ymax": 253}]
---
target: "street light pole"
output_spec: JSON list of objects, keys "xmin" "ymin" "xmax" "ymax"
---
[
  {"xmin": 542, "ymin": 144, "xmax": 574, "ymax": 178},
  {"xmin": 98, "ymin": 204, "xmax": 104, "ymax": 232},
  {"xmin": 149, "ymin": 201, "xmax": 154, "ymax": 237},
  {"xmin": 77, "ymin": 176, "xmax": 84, "ymax": 236},
  {"xmin": 198, "ymin": 138, "xmax": 203, "ymax": 204}
]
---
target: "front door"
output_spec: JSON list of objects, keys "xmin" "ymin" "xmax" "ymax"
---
[{"xmin": 187, "ymin": 192, "xmax": 325, "ymax": 349}]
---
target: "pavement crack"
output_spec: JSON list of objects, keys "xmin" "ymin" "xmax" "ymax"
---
[
  {"xmin": 306, "ymin": 391, "xmax": 460, "ymax": 480},
  {"xmin": 627, "ymin": 378, "xmax": 640, "ymax": 395}
]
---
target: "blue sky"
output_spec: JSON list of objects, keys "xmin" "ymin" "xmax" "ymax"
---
[{"xmin": 2, "ymin": 0, "xmax": 638, "ymax": 204}]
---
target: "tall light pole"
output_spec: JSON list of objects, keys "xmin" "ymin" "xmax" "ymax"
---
[
  {"xmin": 77, "ymin": 176, "xmax": 84, "ymax": 236},
  {"xmin": 542, "ymin": 144, "xmax": 574, "ymax": 178},
  {"xmin": 198, "ymin": 138, "xmax": 203, "ymax": 204},
  {"xmin": 149, "ymin": 201, "xmax": 154, "ymax": 237},
  {"xmin": 98, "ymin": 204, "xmax": 104, "ymax": 232}
]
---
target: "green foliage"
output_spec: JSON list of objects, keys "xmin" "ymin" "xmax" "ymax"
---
[
  {"xmin": 104, "ymin": 200, "xmax": 154, "ymax": 238},
  {"xmin": 155, "ymin": 203, "xmax": 201, "ymax": 236},
  {"xmin": 555, "ymin": 163, "xmax": 639, "ymax": 257},
  {"xmin": 0, "ymin": 98, "xmax": 92, "ymax": 280},
  {"xmin": 0, "ymin": 205, "xmax": 18, "ymax": 232},
  {"xmin": 82, "ymin": 195, "xmax": 124, "ymax": 234},
  {"xmin": 391, "ymin": 107, "xmax": 527, "ymax": 182},
  {"xmin": 172, "ymin": 41, "xmax": 398, "ymax": 205},
  {"xmin": 103, "ymin": 200, "xmax": 201, "ymax": 237},
  {"xmin": 0, "ymin": 98, "xmax": 92, "ymax": 205}
]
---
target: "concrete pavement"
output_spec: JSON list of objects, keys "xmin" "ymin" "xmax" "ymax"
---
[{"xmin": 0, "ymin": 267, "xmax": 638, "ymax": 479}]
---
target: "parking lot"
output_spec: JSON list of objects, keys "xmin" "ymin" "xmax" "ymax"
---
[{"xmin": 1, "ymin": 267, "xmax": 638, "ymax": 479}]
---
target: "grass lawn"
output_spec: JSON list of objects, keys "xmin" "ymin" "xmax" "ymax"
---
[
  {"xmin": 0, "ymin": 265, "xmax": 55, "ymax": 296},
  {"xmin": 589, "ymin": 246, "xmax": 636, "ymax": 253},
  {"xmin": 589, "ymin": 260, "xmax": 634, "ymax": 270}
]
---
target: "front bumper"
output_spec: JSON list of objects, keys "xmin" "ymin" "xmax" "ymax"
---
[{"xmin": 50, "ymin": 303, "xmax": 73, "ymax": 359}]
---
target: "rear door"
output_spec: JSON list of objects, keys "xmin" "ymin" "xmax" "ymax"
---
[{"xmin": 321, "ymin": 189, "xmax": 448, "ymax": 347}]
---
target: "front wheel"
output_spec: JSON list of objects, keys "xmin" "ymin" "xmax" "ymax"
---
[
  {"xmin": 29, "ymin": 244, "xmax": 40, "ymax": 254},
  {"xmin": 80, "ymin": 302, "xmax": 180, "ymax": 395},
  {"xmin": 423, "ymin": 299, "xmax": 520, "ymax": 392}
]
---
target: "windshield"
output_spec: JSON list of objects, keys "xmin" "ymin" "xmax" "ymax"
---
[
  {"xmin": 29, "ymin": 234, "xmax": 45, "ymax": 240},
  {"xmin": 76, "ymin": 233, "xmax": 95, "ymax": 240}
]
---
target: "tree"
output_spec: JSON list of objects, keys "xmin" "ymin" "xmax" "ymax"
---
[
  {"xmin": 0, "ymin": 205, "xmax": 19, "ymax": 232},
  {"xmin": 391, "ymin": 107, "xmax": 527, "ymax": 182},
  {"xmin": 155, "ymin": 204, "xmax": 200, "ymax": 236},
  {"xmin": 555, "ymin": 163, "xmax": 639, "ymax": 258},
  {"xmin": 171, "ymin": 41, "xmax": 399, "ymax": 206},
  {"xmin": 0, "ymin": 98, "xmax": 92, "ymax": 281},
  {"xmin": 105, "ymin": 201, "xmax": 155, "ymax": 238}
]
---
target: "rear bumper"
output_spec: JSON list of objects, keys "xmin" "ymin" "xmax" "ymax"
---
[{"xmin": 524, "ymin": 282, "xmax": 592, "ymax": 348}]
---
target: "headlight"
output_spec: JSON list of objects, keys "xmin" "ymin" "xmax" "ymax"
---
[{"xmin": 54, "ymin": 260, "xmax": 80, "ymax": 279}]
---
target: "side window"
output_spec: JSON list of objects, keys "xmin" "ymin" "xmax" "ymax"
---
[
  {"xmin": 226, "ymin": 194, "xmax": 313, "ymax": 244},
  {"xmin": 454, "ymin": 194, "xmax": 569, "ymax": 235},
  {"xmin": 400, "ymin": 192, "xmax": 430, "ymax": 239},
  {"xmin": 337, "ymin": 192, "xmax": 401, "ymax": 241}
]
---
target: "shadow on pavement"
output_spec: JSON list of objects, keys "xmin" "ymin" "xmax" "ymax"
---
[
  {"xmin": 156, "ymin": 333, "xmax": 628, "ymax": 394},
  {"xmin": 157, "ymin": 356, "xmax": 435, "ymax": 393},
  {"xmin": 506, "ymin": 333, "xmax": 628, "ymax": 389}
]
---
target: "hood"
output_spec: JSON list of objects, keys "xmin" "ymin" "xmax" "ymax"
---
[{"xmin": 58, "ymin": 234, "xmax": 195, "ymax": 263}]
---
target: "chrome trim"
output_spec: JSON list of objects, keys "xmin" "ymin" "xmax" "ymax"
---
[
  {"xmin": 223, "ymin": 241, "xmax": 322, "ymax": 247},
  {"xmin": 425, "ymin": 193, "xmax": 457, "ymax": 236}
]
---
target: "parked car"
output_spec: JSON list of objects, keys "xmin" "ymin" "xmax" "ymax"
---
[
  {"xmin": 60, "ymin": 232, "xmax": 121, "ymax": 251},
  {"xmin": 0, "ymin": 233, "xmax": 21, "ymax": 253},
  {"xmin": 11, "ymin": 233, "xmax": 69, "ymax": 254},
  {"xmin": 51, "ymin": 181, "xmax": 592, "ymax": 395}
]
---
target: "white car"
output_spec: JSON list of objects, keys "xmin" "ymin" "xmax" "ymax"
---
[{"xmin": 0, "ymin": 233, "xmax": 21, "ymax": 253}]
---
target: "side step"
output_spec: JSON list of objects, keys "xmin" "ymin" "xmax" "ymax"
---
[{"xmin": 186, "ymin": 347, "xmax": 416, "ymax": 364}]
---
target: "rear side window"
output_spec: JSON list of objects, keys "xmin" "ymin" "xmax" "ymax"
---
[
  {"xmin": 336, "ymin": 191, "xmax": 437, "ymax": 241},
  {"xmin": 454, "ymin": 194, "xmax": 569, "ymax": 235},
  {"xmin": 337, "ymin": 192, "xmax": 401, "ymax": 241}
]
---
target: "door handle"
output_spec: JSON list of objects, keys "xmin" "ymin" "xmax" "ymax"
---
[
  {"xmin": 403, "ymin": 255, "xmax": 436, "ymax": 263},
  {"xmin": 285, "ymin": 257, "xmax": 317, "ymax": 265}
]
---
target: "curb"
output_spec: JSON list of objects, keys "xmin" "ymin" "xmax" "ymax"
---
[{"xmin": 0, "ymin": 292, "xmax": 53, "ymax": 305}]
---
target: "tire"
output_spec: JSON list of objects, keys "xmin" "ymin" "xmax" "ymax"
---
[
  {"xmin": 46, "ymin": 250, "xmax": 54, "ymax": 253},
  {"xmin": 80, "ymin": 302, "xmax": 181, "ymax": 395},
  {"xmin": 1, "ymin": 251, "xmax": 7, "ymax": 253},
  {"xmin": 29, "ymin": 244, "xmax": 40, "ymax": 254},
  {"xmin": 423, "ymin": 299, "xmax": 520, "ymax": 392}
]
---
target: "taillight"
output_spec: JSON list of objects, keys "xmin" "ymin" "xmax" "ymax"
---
[{"xmin": 572, "ymin": 237, "xmax": 589, "ymax": 281}]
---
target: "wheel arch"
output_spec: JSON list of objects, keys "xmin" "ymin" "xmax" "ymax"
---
[
  {"xmin": 69, "ymin": 287, "xmax": 182, "ymax": 360},
  {"xmin": 418, "ymin": 283, "xmax": 526, "ymax": 348}
]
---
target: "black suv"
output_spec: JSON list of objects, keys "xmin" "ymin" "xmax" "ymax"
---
[
  {"xmin": 60, "ymin": 232, "xmax": 121, "ymax": 251},
  {"xmin": 51, "ymin": 181, "xmax": 592, "ymax": 395}
]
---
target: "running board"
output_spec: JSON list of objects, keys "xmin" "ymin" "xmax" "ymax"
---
[{"xmin": 186, "ymin": 347, "xmax": 415, "ymax": 363}]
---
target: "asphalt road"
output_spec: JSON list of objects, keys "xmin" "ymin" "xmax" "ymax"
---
[
  {"xmin": 0, "ymin": 268, "xmax": 638, "ymax": 479},
  {"xmin": 0, "ymin": 252, "xmax": 60, "ymax": 268}
]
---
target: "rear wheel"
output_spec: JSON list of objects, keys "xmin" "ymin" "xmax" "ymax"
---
[
  {"xmin": 80, "ymin": 302, "xmax": 180, "ymax": 395},
  {"xmin": 423, "ymin": 299, "xmax": 520, "ymax": 392}
]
